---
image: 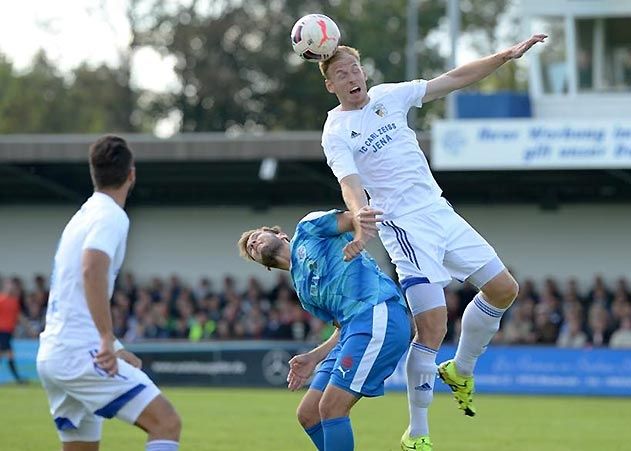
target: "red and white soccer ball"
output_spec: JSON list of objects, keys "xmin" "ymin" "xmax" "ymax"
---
[{"xmin": 290, "ymin": 14, "xmax": 340, "ymax": 62}]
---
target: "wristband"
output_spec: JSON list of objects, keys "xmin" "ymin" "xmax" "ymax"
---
[{"xmin": 113, "ymin": 339, "xmax": 125, "ymax": 352}]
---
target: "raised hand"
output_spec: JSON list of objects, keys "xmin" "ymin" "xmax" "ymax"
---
[
  {"xmin": 353, "ymin": 206, "xmax": 383, "ymax": 240},
  {"xmin": 287, "ymin": 352, "xmax": 319, "ymax": 391},
  {"xmin": 344, "ymin": 206, "xmax": 383, "ymax": 261},
  {"xmin": 504, "ymin": 34, "xmax": 547, "ymax": 60}
]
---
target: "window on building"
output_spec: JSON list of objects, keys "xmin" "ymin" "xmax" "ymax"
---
[
  {"xmin": 534, "ymin": 18, "xmax": 568, "ymax": 94},
  {"xmin": 576, "ymin": 19, "xmax": 594, "ymax": 91},
  {"xmin": 576, "ymin": 17, "xmax": 631, "ymax": 92},
  {"xmin": 605, "ymin": 18, "xmax": 631, "ymax": 91}
]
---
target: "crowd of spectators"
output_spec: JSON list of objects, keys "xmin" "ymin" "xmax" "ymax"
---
[{"xmin": 4, "ymin": 272, "xmax": 631, "ymax": 349}]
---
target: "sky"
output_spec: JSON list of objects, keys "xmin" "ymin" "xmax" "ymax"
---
[{"xmin": 0, "ymin": 0, "xmax": 179, "ymax": 92}]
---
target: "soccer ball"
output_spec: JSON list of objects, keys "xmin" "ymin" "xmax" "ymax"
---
[{"xmin": 290, "ymin": 14, "xmax": 340, "ymax": 62}]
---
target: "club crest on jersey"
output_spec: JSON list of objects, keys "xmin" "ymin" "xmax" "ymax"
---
[
  {"xmin": 297, "ymin": 245, "xmax": 307, "ymax": 262},
  {"xmin": 373, "ymin": 103, "xmax": 387, "ymax": 117}
]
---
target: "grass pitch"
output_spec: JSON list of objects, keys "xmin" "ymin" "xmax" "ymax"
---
[{"xmin": 1, "ymin": 385, "xmax": 628, "ymax": 450}]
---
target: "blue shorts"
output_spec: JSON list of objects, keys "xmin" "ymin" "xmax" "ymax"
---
[{"xmin": 310, "ymin": 300, "xmax": 410, "ymax": 397}]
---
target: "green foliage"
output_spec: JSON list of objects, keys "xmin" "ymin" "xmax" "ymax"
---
[
  {"xmin": 0, "ymin": 0, "xmax": 524, "ymax": 133},
  {"xmin": 0, "ymin": 51, "xmax": 140, "ymax": 133},
  {"xmin": 131, "ymin": 0, "xmax": 449, "ymax": 131}
]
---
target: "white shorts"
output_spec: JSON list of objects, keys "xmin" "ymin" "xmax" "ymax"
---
[
  {"xmin": 379, "ymin": 198, "xmax": 502, "ymax": 289},
  {"xmin": 37, "ymin": 350, "xmax": 161, "ymax": 442}
]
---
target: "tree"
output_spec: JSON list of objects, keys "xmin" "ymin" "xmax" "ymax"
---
[
  {"xmin": 131, "ymin": 0, "xmax": 449, "ymax": 131},
  {"xmin": 0, "ymin": 51, "xmax": 141, "ymax": 133},
  {"xmin": 459, "ymin": 0, "xmax": 524, "ymax": 91}
]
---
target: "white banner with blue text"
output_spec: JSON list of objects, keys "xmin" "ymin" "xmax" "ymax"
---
[{"xmin": 431, "ymin": 119, "xmax": 631, "ymax": 170}]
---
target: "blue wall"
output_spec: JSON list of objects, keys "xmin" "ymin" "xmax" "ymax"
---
[{"xmin": 456, "ymin": 92, "xmax": 532, "ymax": 118}]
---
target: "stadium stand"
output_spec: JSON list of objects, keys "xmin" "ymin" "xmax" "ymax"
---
[{"xmin": 6, "ymin": 272, "xmax": 630, "ymax": 348}]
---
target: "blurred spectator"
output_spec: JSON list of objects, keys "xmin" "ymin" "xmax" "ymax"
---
[
  {"xmin": 610, "ymin": 294, "xmax": 631, "ymax": 329},
  {"xmin": 502, "ymin": 299, "xmax": 536, "ymax": 344},
  {"xmin": 613, "ymin": 277, "xmax": 630, "ymax": 302},
  {"xmin": 445, "ymin": 288, "xmax": 462, "ymax": 343},
  {"xmin": 609, "ymin": 316, "xmax": 631, "ymax": 348},
  {"xmin": 518, "ymin": 278, "xmax": 539, "ymax": 303},
  {"xmin": 533, "ymin": 304, "xmax": 559, "ymax": 344},
  {"xmin": 7, "ymin": 271, "xmax": 631, "ymax": 348},
  {"xmin": 118, "ymin": 272, "xmax": 138, "ymax": 305},
  {"xmin": 588, "ymin": 275, "xmax": 612, "ymax": 307},
  {"xmin": 587, "ymin": 304, "xmax": 612, "ymax": 347},
  {"xmin": 556, "ymin": 309, "xmax": 588, "ymax": 348}
]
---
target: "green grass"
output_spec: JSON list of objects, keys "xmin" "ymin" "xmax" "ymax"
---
[{"xmin": 1, "ymin": 385, "xmax": 629, "ymax": 450}]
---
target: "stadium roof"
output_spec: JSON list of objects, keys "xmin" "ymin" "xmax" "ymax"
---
[{"xmin": 1, "ymin": 133, "xmax": 630, "ymax": 208}]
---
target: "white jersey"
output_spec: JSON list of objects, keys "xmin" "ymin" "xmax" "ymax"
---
[
  {"xmin": 38, "ymin": 192, "xmax": 129, "ymax": 360},
  {"xmin": 321, "ymin": 80, "xmax": 442, "ymax": 218}
]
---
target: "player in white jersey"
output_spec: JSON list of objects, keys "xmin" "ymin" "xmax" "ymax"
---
[
  {"xmin": 319, "ymin": 37, "xmax": 546, "ymax": 450},
  {"xmin": 37, "ymin": 136, "xmax": 181, "ymax": 451}
]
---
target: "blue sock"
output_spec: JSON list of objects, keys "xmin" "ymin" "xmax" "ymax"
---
[
  {"xmin": 322, "ymin": 416, "xmax": 354, "ymax": 451},
  {"xmin": 305, "ymin": 422, "xmax": 325, "ymax": 450},
  {"xmin": 146, "ymin": 440, "xmax": 179, "ymax": 451}
]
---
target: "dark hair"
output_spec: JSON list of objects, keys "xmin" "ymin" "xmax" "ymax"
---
[{"xmin": 89, "ymin": 135, "xmax": 134, "ymax": 189}]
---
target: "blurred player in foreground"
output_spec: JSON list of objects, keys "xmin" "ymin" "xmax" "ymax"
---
[
  {"xmin": 37, "ymin": 136, "xmax": 182, "ymax": 451},
  {"xmin": 319, "ymin": 34, "xmax": 547, "ymax": 449},
  {"xmin": 239, "ymin": 208, "xmax": 412, "ymax": 451}
]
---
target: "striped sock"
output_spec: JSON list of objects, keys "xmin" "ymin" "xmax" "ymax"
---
[
  {"xmin": 454, "ymin": 293, "xmax": 506, "ymax": 376},
  {"xmin": 146, "ymin": 440, "xmax": 179, "ymax": 451}
]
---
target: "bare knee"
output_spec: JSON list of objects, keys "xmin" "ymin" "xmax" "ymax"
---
[
  {"xmin": 318, "ymin": 394, "xmax": 353, "ymax": 420},
  {"xmin": 483, "ymin": 273, "xmax": 519, "ymax": 308},
  {"xmin": 297, "ymin": 400, "xmax": 320, "ymax": 429},
  {"xmin": 137, "ymin": 396, "xmax": 182, "ymax": 440},
  {"xmin": 159, "ymin": 408, "xmax": 182, "ymax": 438},
  {"xmin": 151, "ymin": 406, "xmax": 181, "ymax": 439},
  {"xmin": 319, "ymin": 398, "xmax": 340, "ymax": 420},
  {"xmin": 414, "ymin": 308, "xmax": 447, "ymax": 349}
]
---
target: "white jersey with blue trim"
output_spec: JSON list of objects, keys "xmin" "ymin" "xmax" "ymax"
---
[
  {"xmin": 289, "ymin": 210, "xmax": 405, "ymax": 326},
  {"xmin": 38, "ymin": 192, "xmax": 129, "ymax": 359},
  {"xmin": 321, "ymin": 80, "xmax": 442, "ymax": 218}
]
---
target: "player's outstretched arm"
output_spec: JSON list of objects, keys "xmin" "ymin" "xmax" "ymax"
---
[
  {"xmin": 83, "ymin": 249, "xmax": 118, "ymax": 376},
  {"xmin": 287, "ymin": 328, "xmax": 340, "ymax": 391},
  {"xmin": 423, "ymin": 34, "xmax": 547, "ymax": 103}
]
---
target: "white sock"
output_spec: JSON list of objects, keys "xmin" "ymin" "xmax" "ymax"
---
[
  {"xmin": 406, "ymin": 342, "xmax": 438, "ymax": 437},
  {"xmin": 146, "ymin": 440, "xmax": 179, "ymax": 451},
  {"xmin": 454, "ymin": 293, "xmax": 506, "ymax": 376}
]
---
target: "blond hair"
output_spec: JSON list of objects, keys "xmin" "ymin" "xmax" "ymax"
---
[
  {"xmin": 237, "ymin": 226, "xmax": 283, "ymax": 262},
  {"xmin": 319, "ymin": 45, "xmax": 361, "ymax": 78}
]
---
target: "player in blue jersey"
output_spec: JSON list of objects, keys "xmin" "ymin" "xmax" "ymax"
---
[
  {"xmin": 318, "ymin": 35, "xmax": 547, "ymax": 450},
  {"xmin": 238, "ymin": 208, "xmax": 412, "ymax": 451}
]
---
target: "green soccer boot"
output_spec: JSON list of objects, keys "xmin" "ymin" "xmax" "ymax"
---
[
  {"xmin": 438, "ymin": 359, "xmax": 476, "ymax": 417},
  {"xmin": 401, "ymin": 427, "xmax": 433, "ymax": 450}
]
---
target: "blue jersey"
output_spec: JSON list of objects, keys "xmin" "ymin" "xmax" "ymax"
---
[{"xmin": 289, "ymin": 210, "xmax": 406, "ymax": 325}]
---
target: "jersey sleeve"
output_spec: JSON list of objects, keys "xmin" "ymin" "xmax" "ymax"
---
[
  {"xmin": 298, "ymin": 209, "xmax": 343, "ymax": 237},
  {"xmin": 82, "ymin": 214, "xmax": 129, "ymax": 260},
  {"xmin": 379, "ymin": 80, "xmax": 428, "ymax": 110},
  {"xmin": 321, "ymin": 132, "xmax": 358, "ymax": 182}
]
